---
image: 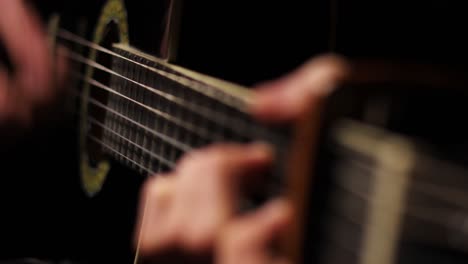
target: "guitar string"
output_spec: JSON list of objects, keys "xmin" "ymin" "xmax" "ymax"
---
[
  {"xmin": 56, "ymin": 29, "xmax": 282, "ymax": 144},
  {"xmin": 71, "ymin": 95, "xmax": 184, "ymax": 173},
  {"xmin": 78, "ymin": 91, "xmax": 225, "ymax": 178},
  {"xmin": 79, "ymin": 93, "xmax": 192, "ymax": 152},
  {"xmin": 71, "ymin": 90, "xmax": 179, "ymax": 172},
  {"xmin": 69, "ymin": 76, "xmax": 222, "ymax": 167},
  {"xmin": 88, "ymin": 134, "xmax": 156, "ymax": 175},
  {"xmin": 63, "ymin": 49, "xmax": 256, "ymax": 141},
  {"xmin": 87, "ymin": 116, "xmax": 176, "ymax": 168},
  {"xmin": 71, "ymin": 70, "xmax": 217, "ymax": 141},
  {"xmin": 56, "ymin": 28, "xmax": 248, "ymax": 111}
]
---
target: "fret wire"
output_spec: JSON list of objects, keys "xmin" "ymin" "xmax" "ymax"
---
[
  {"xmin": 107, "ymin": 56, "xmax": 120, "ymax": 163},
  {"xmin": 132, "ymin": 60, "xmax": 144, "ymax": 173},
  {"xmin": 124, "ymin": 60, "xmax": 134, "ymax": 166},
  {"xmin": 88, "ymin": 117, "xmax": 175, "ymax": 168},
  {"xmin": 147, "ymin": 74, "xmax": 158, "ymax": 176},
  {"xmin": 88, "ymin": 135, "xmax": 156, "ymax": 175},
  {"xmin": 63, "ymin": 50, "xmax": 255, "ymax": 140},
  {"xmin": 120, "ymin": 59, "xmax": 131, "ymax": 164},
  {"xmin": 57, "ymin": 28, "xmax": 248, "ymax": 111},
  {"xmin": 79, "ymin": 93, "xmax": 192, "ymax": 152},
  {"xmin": 135, "ymin": 59, "xmax": 149, "ymax": 172},
  {"xmin": 170, "ymin": 93, "xmax": 182, "ymax": 163},
  {"xmin": 160, "ymin": 90, "xmax": 173, "ymax": 173},
  {"xmin": 143, "ymin": 62, "xmax": 151, "ymax": 170},
  {"xmin": 71, "ymin": 71, "xmax": 214, "ymax": 140}
]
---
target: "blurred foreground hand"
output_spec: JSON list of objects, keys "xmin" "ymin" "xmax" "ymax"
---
[
  {"xmin": 135, "ymin": 54, "xmax": 355, "ymax": 264},
  {"xmin": 0, "ymin": 0, "xmax": 67, "ymax": 126}
]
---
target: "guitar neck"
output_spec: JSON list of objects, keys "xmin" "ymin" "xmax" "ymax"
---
[{"xmin": 69, "ymin": 41, "xmax": 291, "ymax": 194}]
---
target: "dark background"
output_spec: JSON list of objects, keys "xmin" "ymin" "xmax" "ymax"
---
[{"xmin": 1, "ymin": 0, "xmax": 468, "ymax": 263}]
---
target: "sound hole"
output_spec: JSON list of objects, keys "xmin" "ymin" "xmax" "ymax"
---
[{"xmin": 87, "ymin": 21, "xmax": 120, "ymax": 166}]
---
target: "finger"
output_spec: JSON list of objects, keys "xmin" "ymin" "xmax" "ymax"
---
[
  {"xmin": 249, "ymin": 54, "xmax": 350, "ymax": 123},
  {"xmin": 218, "ymin": 198, "xmax": 293, "ymax": 264},
  {"xmin": 136, "ymin": 175, "xmax": 178, "ymax": 255},
  {"xmin": 0, "ymin": 1, "xmax": 53, "ymax": 103},
  {"xmin": 0, "ymin": 69, "xmax": 31, "ymax": 124},
  {"xmin": 169, "ymin": 143, "xmax": 274, "ymax": 251}
]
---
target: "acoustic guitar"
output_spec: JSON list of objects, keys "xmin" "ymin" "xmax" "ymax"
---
[{"xmin": 4, "ymin": 0, "xmax": 468, "ymax": 263}]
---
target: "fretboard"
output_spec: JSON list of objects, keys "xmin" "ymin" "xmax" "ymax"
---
[{"xmin": 82, "ymin": 44, "xmax": 290, "ymax": 197}]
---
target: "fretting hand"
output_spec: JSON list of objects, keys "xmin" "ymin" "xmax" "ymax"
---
[{"xmin": 135, "ymin": 54, "xmax": 352, "ymax": 264}]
